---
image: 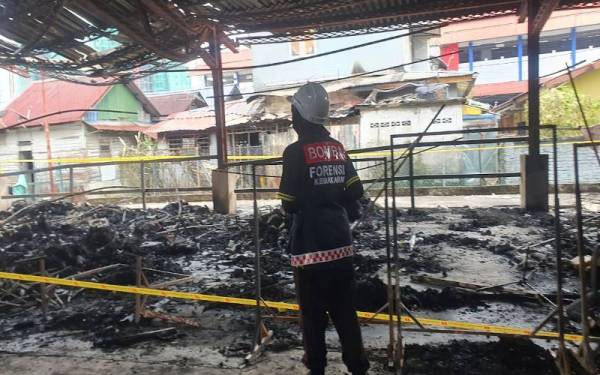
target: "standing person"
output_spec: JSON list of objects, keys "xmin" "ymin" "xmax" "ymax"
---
[{"xmin": 277, "ymin": 82, "xmax": 369, "ymax": 375}]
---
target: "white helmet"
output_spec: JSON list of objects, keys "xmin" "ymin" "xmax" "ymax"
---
[{"xmin": 292, "ymin": 82, "xmax": 329, "ymax": 125}]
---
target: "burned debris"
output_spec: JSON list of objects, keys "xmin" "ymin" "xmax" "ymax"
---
[{"xmin": 0, "ymin": 201, "xmax": 598, "ymax": 374}]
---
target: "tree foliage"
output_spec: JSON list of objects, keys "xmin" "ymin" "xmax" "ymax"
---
[{"xmin": 530, "ymin": 85, "xmax": 600, "ymax": 137}]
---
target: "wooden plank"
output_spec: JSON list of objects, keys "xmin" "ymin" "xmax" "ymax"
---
[
  {"xmin": 410, "ymin": 275, "xmax": 577, "ymax": 299},
  {"xmin": 149, "ymin": 276, "xmax": 196, "ymax": 290}
]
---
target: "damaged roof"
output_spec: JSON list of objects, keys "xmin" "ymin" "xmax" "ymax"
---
[
  {"xmin": 148, "ymin": 92, "xmax": 207, "ymax": 117},
  {"xmin": 1, "ymin": 1, "xmax": 597, "ymax": 80},
  {"xmin": 147, "ymin": 97, "xmax": 290, "ymax": 135}
]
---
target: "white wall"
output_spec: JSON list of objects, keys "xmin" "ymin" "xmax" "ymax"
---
[
  {"xmin": 0, "ymin": 69, "xmax": 31, "ymax": 110},
  {"xmin": 359, "ymin": 103, "xmax": 464, "ymax": 148},
  {"xmin": 462, "ymin": 47, "xmax": 600, "ymax": 84},
  {"xmin": 251, "ymin": 31, "xmax": 414, "ymax": 90},
  {"xmin": 0, "ymin": 123, "xmax": 86, "ymax": 195}
]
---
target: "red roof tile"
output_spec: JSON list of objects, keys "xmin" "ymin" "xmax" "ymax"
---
[
  {"xmin": 2, "ymin": 80, "xmax": 110, "ymax": 129},
  {"xmin": 472, "ymin": 81, "xmax": 528, "ymax": 97}
]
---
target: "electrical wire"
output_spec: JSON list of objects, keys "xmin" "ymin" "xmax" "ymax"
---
[
  {"xmin": 139, "ymin": 24, "xmax": 444, "ymax": 74},
  {"xmin": 205, "ymin": 50, "xmax": 460, "ymax": 99},
  {"xmin": 3, "ymin": 24, "xmax": 441, "ymax": 85}
]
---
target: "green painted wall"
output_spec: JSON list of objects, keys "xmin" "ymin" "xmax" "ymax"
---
[{"xmin": 94, "ymin": 84, "xmax": 139, "ymax": 121}]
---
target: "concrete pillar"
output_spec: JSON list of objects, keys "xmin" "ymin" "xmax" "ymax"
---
[
  {"xmin": 520, "ymin": 154, "xmax": 549, "ymax": 211},
  {"xmin": 522, "ymin": 0, "xmax": 549, "ymax": 211},
  {"xmin": 212, "ymin": 169, "xmax": 237, "ymax": 214}
]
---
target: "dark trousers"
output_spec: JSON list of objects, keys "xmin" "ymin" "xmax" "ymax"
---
[{"xmin": 296, "ymin": 261, "xmax": 369, "ymax": 374}]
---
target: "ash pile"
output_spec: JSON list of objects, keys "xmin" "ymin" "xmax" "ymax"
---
[{"xmin": 0, "ymin": 198, "xmax": 598, "ymax": 368}]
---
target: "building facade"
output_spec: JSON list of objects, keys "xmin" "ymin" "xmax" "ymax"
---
[
  {"xmin": 439, "ymin": 8, "xmax": 600, "ymax": 84},
  {"xmin": 0, "ymin": 80, "xmax": 158, "ymax": 202},
  {"xmin": 250, "ymin": 30, "xmax": 437, "ymax": 91}
]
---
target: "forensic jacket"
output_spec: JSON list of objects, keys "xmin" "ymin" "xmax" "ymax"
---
[{"xmin": 278, "ymin": 130, "xmax": 364, "ymax": 268}]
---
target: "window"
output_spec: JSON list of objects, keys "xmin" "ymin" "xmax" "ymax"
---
[
  {"xmin": 539, "ymin": 33, "xmax": 570, "ymax": 54},
  {"xmin": 99, "ymin": 139, "xmax": 111, "ymax": 157},
  {"xmin": 153, "ymin": 73, "xmax": 168, "ymax": 92},
  {"xmin": 576, "ymin": 29, "xmax": 600, "ymax": 50},
  {"xmin": 290, "ymin": 39, "xmax": 316, "ymax": 56},
  {"xmin": 17, "ymin": 140, "xmax": 32, "ymax": 147},
  {"xmin": 138, "ymin": 75, "xmax": 153, "ymax": 93},
  {"xmin": 169, "ymin": 71, "xmax": 191, "ymax": 92},
  {"xmin": 85, "ymin": 109, "xmax": 98, "ymax": 122},
  {"xmin": 249, "ymin": 132, "xmax": 260, "ymax": 146},
  {"xmin": 198, "ymin": 135, "xmax": 210, "ymax": 155}
]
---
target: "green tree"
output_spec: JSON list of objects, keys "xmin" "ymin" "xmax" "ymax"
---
[{"xmin": 528, "ymin": 85, "xmax": 600, "ymax": 138}]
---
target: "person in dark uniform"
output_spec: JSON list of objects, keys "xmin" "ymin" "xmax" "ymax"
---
[{"xmin": 277, "ymin": 82, "xmax": 369, "ymax": 375}]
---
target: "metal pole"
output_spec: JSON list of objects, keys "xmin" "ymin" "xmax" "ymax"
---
[
  {"xmin": 68, "ymin": 167, "xmax": 74, "ymax": 194},
  {"xmin": 390, "ymin": 135, "xmax": 403, "ymax": 373},
  {"xmin": 135, "ymin": 256, "xmax": 142, "ymax": 324},
  {"xmin": 552, "ymin": 126, "xmax": 569, "ymax": 374},
  {"xmin": 40, "ymin": 68, "xmax": 56, "ymax": 194},
  {"xmin": 39, "ymin": 257, "xmax": 48, "ymax": 318},
  {"xmin": 384, "ymin": 157, "xmax": 395, "ymax": 368},
  {"xmin": 408, "ymin": 150, "xmax": 415, "ymax": 209},
  {"xmin": 573, "ymin": 145, "xmax": 594, "ymax": 371},
  {"xmin": 211, "ymin": 29, "xmax": 228, "ymax": 169},
  {"xmin": 140, "ymin": 162, "xmax": 146, "ymax": 210},
  {"xmin": 252, "ymin": 164, "xmax": 262, "ymax": 347}
]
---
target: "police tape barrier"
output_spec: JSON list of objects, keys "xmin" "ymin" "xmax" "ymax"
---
[
  {"xmin": 0, "ymin": 271, "xmax": 585, "ymax": 342},
  {"xmin": 0, "ymin": 140, "xmax": 595, "ymax": 165}
]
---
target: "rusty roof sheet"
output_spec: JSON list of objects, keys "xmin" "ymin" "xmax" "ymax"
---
[
  {"xmin": 148, "ymin": 92, "xmax": 207, "ymax": 116},
  {"xmin": 2, "ymin": 1, "xmax": 598, "ymax": 78},
  {"xmin": 147, "ymin": 97, "xmax": 290, "ymax": 134}
]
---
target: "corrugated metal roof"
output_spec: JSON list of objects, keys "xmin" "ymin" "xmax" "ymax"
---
[
  {"xmin": 2, "ymin": 1, "xmax": 597, "ymax": 78},
  {"xmin": 147, "ymin": 98, "xmax": 290, "ymax": 134},
  {"xmin": 148, "ymin": 92, "xmax": 207, "ymax": 116}
]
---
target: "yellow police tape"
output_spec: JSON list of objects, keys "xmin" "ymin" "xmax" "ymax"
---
[
  {"xmin": 0, "ymin": 271, "xmax": 584, "ymax": 342},
  {"xmin": 1, "ymin": 140, "xmax": 594, "ymax": 165}
]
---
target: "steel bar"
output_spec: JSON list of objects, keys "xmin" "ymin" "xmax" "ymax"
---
[
  {"xmin": 530, "ymin": 306, "xmax": 560, "ymax": 336},
  {"xmin": 0, "ymin": 155, "xmax": 218, "ymax": 178},
  {"xmin": 140, "ymin": 162, "xmax": 146, "ymax": 210},
  {"xmin": 68, "ymin": 167, "xmax": 74, "ymax": 194},
  {"xmin": 408, "ymin": 150, "xmax": 415, "ymax": 209},
  {"xmin": 134, "ymin": 256, "xmax": 142, "ymax": 324},
  {"xmin": 39, "ymin": 258, "xmax": 48, "ymax": 318},
  {"xmin": 384, "ymin": 157, "xmax": 395, "ymax": 368},
  {"xmin": 551, "ymin": 124, "xmax": 569, "ymax": 374},
  {"xmin": 390, "ymin": 132, "xmax": 401, "ymax": 373},
  {"xmin": 252, "ymin": 164, "xmax": 263, "ymax": 347},
  {"xmin": 573, "ymin": 145, "xmax": 594, "ymax": 372}
]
